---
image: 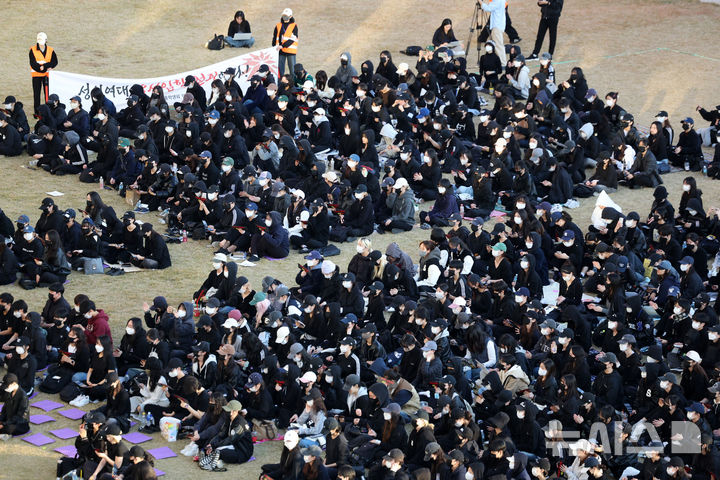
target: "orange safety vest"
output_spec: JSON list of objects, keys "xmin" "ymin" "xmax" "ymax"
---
[
  {"xmin": 30, "ymin": 45, "xmax": 54, "ymax": 77},
  {"xmin": 275, "ymin": 21, "xmax": 298, "ymax": 55}
]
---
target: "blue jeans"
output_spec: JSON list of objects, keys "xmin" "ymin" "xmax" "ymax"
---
[
  {"xmin": 225, "ymin": 37, "xmax": 255, "ymax": 48},
  {"xmin": 72, "ymin": 371, "xmax": 87, "ymax": 386},
  {"xmin": 278, "ymin": 53, "xmax": 296, "ymax": 77},
  {"xmin": 298, "ymin": 437, "xmax": 320, "ymax": 448}
]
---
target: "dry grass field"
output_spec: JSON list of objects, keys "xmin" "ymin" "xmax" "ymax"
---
[{"xmin": 1, "ymin": 0, "xmax": 720, "ymax": 478}]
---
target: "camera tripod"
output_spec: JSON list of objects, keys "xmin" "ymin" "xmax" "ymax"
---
[{"xmin": 465, "ymin": 1, "xmax": 490, "ymax": 70}]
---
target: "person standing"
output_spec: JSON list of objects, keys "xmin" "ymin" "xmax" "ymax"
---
[
  {"xmin": 29, "ymin": 32, "xmax": 58, "ymax": 114},
  {"xmin": 480, "ymin": 0, "xmax": 507, "ymax": 66},
  {"xmin": 527, "ymin": 0, "xmax": 564, "ymax": 60},
  {"xmin": 272, "ymin": 8, "xmax": 298, "ymax": 77}
]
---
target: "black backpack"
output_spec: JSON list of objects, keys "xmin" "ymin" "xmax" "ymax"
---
[
  {"xmin": 39, "ymin": 365, "xmax": 73, "ymax": 394},
  {"xmin": 59, "ymin": 382, "xmax": 82, "ymax": 403},
  {"xmin": 401, "ymin": 46, "xmax": 422, "ymax": 56},
  {"xmin": 206, "ymin": 34, "xmax": 225, "ymax": 50}
]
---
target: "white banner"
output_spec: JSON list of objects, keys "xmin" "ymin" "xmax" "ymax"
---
[{"xmin": 49, "ymin": 48, "xmax": 279, "ymax": 110}]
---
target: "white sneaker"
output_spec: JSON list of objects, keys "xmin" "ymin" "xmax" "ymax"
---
[
  {"xmin": 69, "ymin": 394, "xmax": 83, "ymax": 406},
  {"xmin": 0, "ymin": 434, "xmax": 11, "ymax": 441},
  {"xmin": 73, "ymin": 395, "xmax": 90, "ymax": 407}
]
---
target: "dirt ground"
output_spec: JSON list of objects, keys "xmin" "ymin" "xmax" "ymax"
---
[{"xmin": 1, "ymin": 0, "xmax": 720, "ymax": 478}]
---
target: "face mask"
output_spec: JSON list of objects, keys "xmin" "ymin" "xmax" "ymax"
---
[
  {"xmin": 495, "ymin": 145, "xmax": 504, "ymax": 154},
  {"xmin": 383, "ymin": 412, "xmax": 392, "ymax": 420},
  {"xmin": 95, "ymin": 344, "xmax": 104, "ymax": 353},
  {"xmin": 126, "ymin": 327, "xmax": 135, "ymax": 335},
  {"xmin": 608, "ymin": 321, "xmax": 617, "ymax": 330},
  {"xmin": 431, "ymin": 326, "xmax": 441, "ymax": 334},
  {"xmin": 213, "ymin": 262, "xmax": 222, "ymax": 270},
  {"xmin": 165, "ymin": 127, "xmax": 174, "ymax": 133},
  {"xmin": 224, "ymin": 131, "xmax": 234, "ymax": 139},
  {"xmin": 69, "ymin": 102, "xmax": 79, "ymax": 110},
  {"xmin": 515, "ymin": 295, "xmax": 524, "ymax": 304},
  {"xmin": 466, "ymin": 473, "xmax": 474, "ymax": 480},
  {"xmin": 692, "ymin": 321, "xmax": 702, "ymax": 330},
  {"xmin": 15, "ymin": 346, "xmax": 25, "ymax": 355},
  {"xmin": 245, "ymin": 210, "xmax": 255, "ymax": 218},
  {"xmin": 538, "ymin": 367, "xmax": 547, "ymax": 376},
  {"xmin": 563, "ymin": 241, "xmax": 574, "ymax": 247},
  {"xmin": 355, "ymin": 244, "xmax": 366, "ymax": 254},
  {"xmin": 525, "ymin": 242, "xmax": 533, "ymax": 249},
  {"xmin": 205, "ymin": 307, "xmax": 217, "ymax": 315},
  {"xmin": 514, "ymin": 216, "xmax": 522, "ymax": 225},
  {"xmin": 673, "ymin": 306, "xmax": 683, "ymax": 315},
  {"xmin": 265, "ymin": 219, "xmax": 272, "ymax": 227},
  {"xmin": 354, "ymin": 193, "xmax": 364, "ymax": 200},
  {"xmin": 342, "ymin": 281, "xmax": 352, "ymax": 289},
  {"xmin": 96, "ymin": 113, "xmax": 106, "ymax": 121},
  {"xmin": 520, "ymin": 261, "xmax": 529, "ymax": 269},
  {"xmin": 340, "ymin": 345, "xmax": 349, "ymax": 354},
  {"xmin": 177, "ymin": 309, "xmax": 186, "ymax": 317},
  {"xmin": 541, "ymin": 328, "xmax": 550, "ymax": 336},
  {"xmin": 356, "ymin": 90, "xmax": 365, "ymax": 98},
  {"xmin": 532, "ymin": 79, "xmax": 540, "ymax": 87},
  {"xmin": 24, "ymin": 233, "xmax": 34, "ymax": 241},
  {"xmin": 84, "ymin": 312, "xmax": 93, "ymax": 319},
  {"xmin": 68, "ymin": 344, "xmax": 77, "ymax": 354},
  {"xmin": 492, "ymin": 250, "xmax": 502, "ymax": 257},
  {"xmin": 304, "ymin": 306, "xmax": 314, "ymax": 314},
  {"xmin": 683, "ymin": 184, "xmax": 691, "ymax": 192},
  {"xmin": 709, "ymin": 333, "xmax": 718, "ymax": 341},
  {"xmin": 562, "ymin": 275, "xmax": 572, "ymax": 282},
  {"xmin": 660, "ymin": 381, "xmax": 670, "ymax": 390},
  {"xmin": 606, "ymin": 99, "xmax": 615, "ymax": 107}
]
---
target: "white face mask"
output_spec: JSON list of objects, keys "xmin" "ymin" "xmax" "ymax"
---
[
  {"xmin": 168, "ymin": 369, "xmax": 178, "ymax": 378},
  {"xmin": 342, "ymin": 281, "xmax": 352, "ymax": 289},
  {"xmin": 400, "ymin": 152, "xmax": 409, "ymax": 161},
  {"xmin": 95, "ymin": 344, "xmax": 104, "ymax": 353},
  {"xmin": 466, "ymin": 473, "xmax": 474, "ymax": 480},
  {"xmin": 340, "ymin": 345, "xmax": 349, "ymax": 354},
  {"xmin": 205, "ymin": 307, "xmax": 217, "ymax": 315},
  {"xmin": 84, "ymin": 312, "xmax": 93, "ymax": 319},
  {"xmin": 709, "ymin": 333, "xmax": 718, "ymax": 341},
  {"xmin": 479, "ymin": 115, "xmax": 489, "ymax": 123},
  {"xmin": 608, "ymin": 321, "xmax": 617, "ymax": 330},
  {"xmin": 660, "ymin": 381, "xmax": 670, "ymax": 390},
  {"xmin": 515, "ymin": 295, "xmax": 524, "ymax": 304},
  {"xmin": 525, "ymin": 242, "xmax": 533, "ymax": 249},
  {"xmin": 438, "ymin": 186, "xmax": 446, "ymax": 195},
  {"xmin": 126, "ymin": 327, "xmax": 135, "ymax": 335},
  {"xmin": 222, "ymin": 165, "xmax": 232, "ymax": 172},
  {"xmin": 541, "ymin": 328, "xmax": 550, "ymax": 336},
  {"xmin": 24, "ymin": 233, "xmax": 34, "ymax": 242},
  {"xmin": 70, "ymin": 102, "xmax": 79, "ymax": 110},
  {"xmin": 354, "ymin": 193, "xmax": 363, "ymax": 200},
  {"xmin": 520, "ymin": 261, "xmax": 529, "ymax": 269},
  {"xmin": 514, "ymin": 217, "xmax": 522, "ymax": 225},
  {"xmin": 492, "ymin": 250, "xmax": 502, "ymax": 257},
  {"xmin": 692, "ymin": 321, "xmax": 702, "ymax": 330},
  {"xmin": 224, "ymin": 131, "xmax": 233, "ymax": 139},
  {"xmin": 516, "ymin": 203, "xmax": 526, "ymax": 210},
  {"xmin": 304, "ymin": 306, "xmax": 313, "ymax": 313},
  {"xmin": 383, "ymin": 412, "xmax": 392, "ymax": 420},
  {"xmin": 673, "ymin": 306, "xmax": 683, "ymax": 315},
  {"xmin": 495, "ymin": 145, "xmax": 504, "ymax": 154},
  {"xmin": 356, "ymin": 90, "xmax": 365, "ymax": 98},
  {"xmin": 558, "ymin": 337, "xmax": 569, "ymax": 345},
  {"xmin": 683, "ymin": 184, "xmax": 691, "ymax": 192},
  {"xmin": 372, "ymin": 106, "xmax": 381, "ymax": 113},
  {"xmin": 619, "ymin": 343, "xmax": 628, "ymax": 352},
  {"xmin": 213, "ymin": 262, "xmax": 222, "ymax": 270},
  {"xmin": 245, "ymin": 210, "xmax": 255, "ymax": 218},
  {"xmin": 431, "ymin": 326, "xmax": 441, "ymax": 334},
  {"xmin": 96, "ymin": 113, "xmax": 106, "ymax": 121},
  {"xmin": 265, "ymin": 219, "xmax": 272, "ymax": 227},
  {"xmin": 68, "ymin": 344, "xmax": 77, "ymax": 354},
  {"xmin": 177, "ymin": 309, "xmax": 186, "ymax": 317},
  {"xmin": 516, "ymin": 410, "xmax": 525, "ymax": 419},
  {"xmin": 503, "ymin": 131, "xmax": 512, "ymax": 139},
  {"xmin": 356, "ymin": 244, "xmax": 365, "ymax": 254},
  {"xmin": 563, "ymin": 241, "xmax": 573, "ymax": 247},
  {"xmin": 562, "ymin": 275, "xmax": 572, "ymax": 282},
  {"xmin": 15, "ymin": 346, "xmax": 25, "ymax": 355},
  {"xmin": 606, "ymin": 99, "xmax": 615, "ymax": 107},
  {"xmin": 625, "ymin": 220, "xmax": 636, "ymax": 228},
  {"xmin": 165, "ymin": 126, "xmax": 174, "ymax": 133},
  {"xmin": 538, "ymin": 367, "xmax": 547, "ymax": 376}
]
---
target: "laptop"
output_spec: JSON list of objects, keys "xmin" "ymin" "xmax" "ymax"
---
[{"xmin": 233, "ymin": 33, "xmax": 252, "ymax": 41}]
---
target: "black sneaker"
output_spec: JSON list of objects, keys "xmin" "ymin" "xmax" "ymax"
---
[
  {"xmin": 526, "ymin": 53, "xmax": 539, "ymax": 61},
  {"xmin": 247, "ymin": 254, "xmax": 260, "ymax": 262},
  {"xmin": 511, "ymin": 37, "xmax": 522, "ymax": 44}
]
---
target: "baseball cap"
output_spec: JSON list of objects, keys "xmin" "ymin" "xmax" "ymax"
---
[{"xmin": 422, "ymin": 341, "xmax": 438, "ymax": 351}]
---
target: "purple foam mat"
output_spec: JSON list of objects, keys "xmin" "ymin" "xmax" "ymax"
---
[
  {"xmin": 154, "ymin": 469, "xmax": 165, "ymax": 477},
  {"xmin": 58, "ymin": 408, "xmax": 86, "ymax": 420},
  {"xmin": 30, "ymin": 400, "xmax": 63, "ymax": 412},
  {"xmin": 30, "ymin": 414, "xmax": 56, "ymax": 424},
  {"xmin": 54, "ymin": 445, "xmax": 78, "ymax": 456},
  {"xmin": 147, "ymin": 446, "xmax": 177, "ymax": 459},
  {"xmin": 50, "ymin": 428, "xmax": 80, "ymax": 440},
  {"xmin": 22, "ymin": 432, "xmax": 55, "ymax": 446},
  {"xmin": 123, "ymin": 431, "xmax": 152, "ymax": 444}
]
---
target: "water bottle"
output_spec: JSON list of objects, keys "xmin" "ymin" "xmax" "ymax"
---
[
  {"xmin": 119, "ymin": 182, "xmax": 124, "ymax": 192},
  {"xmin": 459, "ymin": 204, "xmax": 465, "ymax": 218},
  {"xmin": 146, "ymin": 412, "xmax": 154, "ymax": 427},
  {"xmin": 684, "ymin": 160, "xmax": 690, "ymax": 171},
  {"xmin": 703, "ymin": 163, "xmax": 708, "ymax": 176},
  {"xmin": 182, "ymin": 230, "xmax": 188, "ymax": 243},
  {"xmin": 141, "ymin": 412, "xmax": 147, "ymax": 428},
  {"xmin": 99, "ymin": 176, "xmax": 105, "ymax": 189}
]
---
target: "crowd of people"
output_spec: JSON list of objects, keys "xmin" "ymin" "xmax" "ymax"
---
[{"xmin": 1, "ymin": 5, "xmax": 720, "ymax": 480}]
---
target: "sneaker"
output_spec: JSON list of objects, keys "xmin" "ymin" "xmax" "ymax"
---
[
  {"xmin": 420, "ymin": 223, "xmax": 432, "ymax": 230},
  {"xmin": 477, "ymin": 97, "xmax": 488, "ymax": 106},
  {"xmin": 70, "ymin": 394, "xmax": 90, "ymax": 407},
  {"xmin": 0, "ymin": 434, "xmax": 11, "ymax": 441},
  {"xmin": 526, "ymin": 53, "xmax": 539, "ymax": 61},
  {"xmin": 510, "ymin": 37, "xmax": 522, "ymax": 44},
  {"xmin": 247, "ymin": 254, "xmax": 260, "ymax": 262},
  {"xmin": 28, "ymin": 159, "xmax": 39, "ymax": 167}
]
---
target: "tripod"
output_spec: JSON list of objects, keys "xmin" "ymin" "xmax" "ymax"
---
[{"xmin": 465, "ymin": 1, "xmax": 489, "ymax": 70}]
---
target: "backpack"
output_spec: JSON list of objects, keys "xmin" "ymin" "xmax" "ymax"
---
[
  {"xmin": 573, "ymin": 183, "xmax": 595, "ymax": 198},
  {"xmin": 60, "ymin": 382, "xmax": 82, "ymax": 403},
  {"xmin": 206, "ymin": 34, "xmax": 225, "ymax": 50},
  {"xmin": 401, "ymin": 46, "xmax": 422, "ymax": 56},
  {"xmin": 39, "ymin": 365, "xmax": 73, "ymax": 394},
  {"xmin": 318, "ymin": 244, "xmax": 341, "ymax": 257}
]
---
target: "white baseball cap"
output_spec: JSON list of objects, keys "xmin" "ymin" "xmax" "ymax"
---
[
  {"xmin": 393, "ymin": 177, "xmax": 409, "ymax": 189},
  {"xmin": 282, "ymin": 8, "xmax": 293, "ymax": 17}
]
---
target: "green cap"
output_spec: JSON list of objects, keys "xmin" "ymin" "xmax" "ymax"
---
[
  {"xmin": 222, "ymin": 157, "xmax": 234, "ymax": 167},
  {"xmin": 278, "ymin": 95, "xmax": 289, "ymax": 102},
  {"xmin": 249, "ymin": 291, "xmax": 266, "ymax": 306},
  {"xmin": 118, "ymin": 137, "xmax": 131, "ymax": 148},
  {"xmin": 492, "ymin": 242, "xmax": 507, "ymax": 252}
]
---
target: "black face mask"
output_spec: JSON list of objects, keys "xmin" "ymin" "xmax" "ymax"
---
[
  {"xmin": 17, "ymin": 222, "xmax": 25, "ymax": 230},
  {"xmin": 682, "ymin": 124, "xmax": 690, "ymax": 131},
  {"xmin": 341, "ymin": 59, "xmax": 348, "ymax": 66},
  {"xmin": 123, "ymin": 219, "xmax": 132, "ymax": 227},
  {"xmin": 86, "ymin": 201, "xmax": 93, "ymax": 210}
]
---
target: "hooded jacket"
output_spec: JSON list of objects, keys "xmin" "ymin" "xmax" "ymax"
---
[
  {"xmin": 170, "ymin": 301, "xmax": 195, "ymax": 351},
  {"xmin": 335, "ymin": 52, "xmax": 358, "ymax": 89},
  {"xmin": 387, "ymin": 187, "xmax": 415, "ymax": 224},
  {"xmin": 264, "ymin": 211, "xmax": 290, "ymax": 257}
]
